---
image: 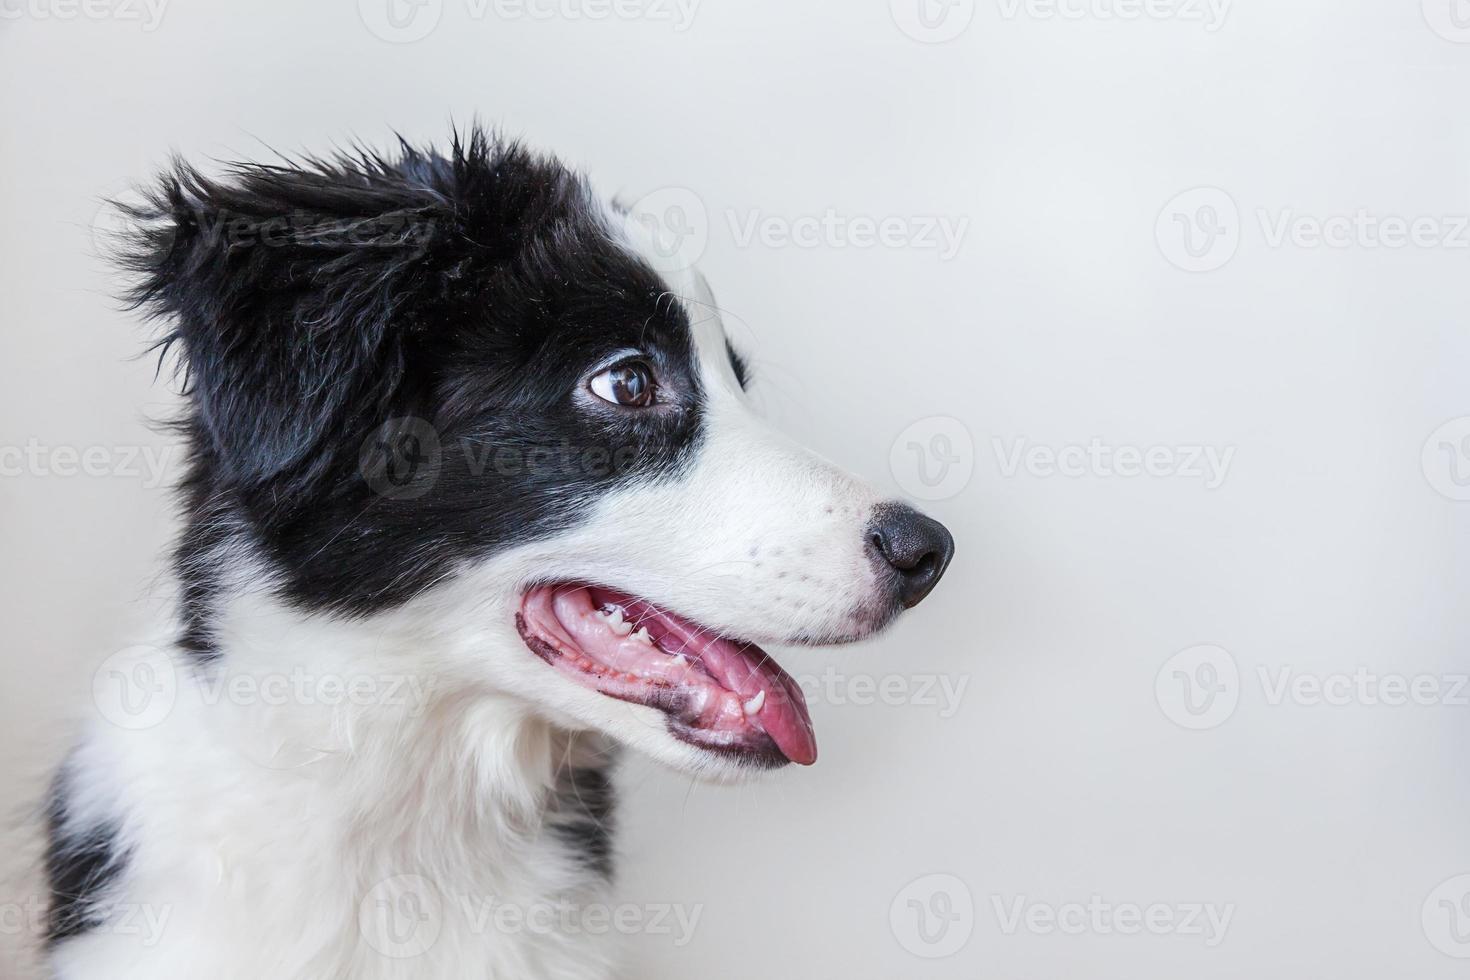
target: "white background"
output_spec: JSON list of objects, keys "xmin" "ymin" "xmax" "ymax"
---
[{"xmin": 3, "ymin": 1, "xmax": 1470, "ymax": 976}]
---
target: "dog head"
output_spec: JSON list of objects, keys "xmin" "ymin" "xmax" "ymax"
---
[{"xmin": 123, "ymin": 130, "xmax": 953, "ymax": 778}]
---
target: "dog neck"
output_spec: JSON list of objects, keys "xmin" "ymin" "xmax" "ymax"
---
[
  {"xmin": 54, "ymin": 576, "xmax": 621, "ymax": 978},
  {"xmin": 188, "ymin": 580, "xmax": 616, "ymax": 860}
]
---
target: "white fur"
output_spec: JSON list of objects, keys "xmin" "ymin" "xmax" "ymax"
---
[{"xmin": 48, "ymin": 200, "xmax": 889, "ymax": 979}]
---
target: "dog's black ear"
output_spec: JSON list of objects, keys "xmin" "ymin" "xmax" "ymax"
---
[{"xmin": 117, "ymin": 130, "xmax": 572, "ymax": 500}]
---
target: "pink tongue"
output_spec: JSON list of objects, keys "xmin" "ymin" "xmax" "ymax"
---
[
  {"xmin": 592, "ymin": 589, "xmax": 818, "ymax": 766},
  {"xmin": 697, "ymin": 636, "xmax": 817, "ymax": 766}
]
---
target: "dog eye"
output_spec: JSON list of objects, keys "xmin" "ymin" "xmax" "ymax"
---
[{"xmin": 589, "ymin": 360, "xmax": 656, "ymax": 408}]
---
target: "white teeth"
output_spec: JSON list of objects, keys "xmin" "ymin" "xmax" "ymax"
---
[
  {"xmin": 743, "ymin": 690, "xmax": 766, "ymax": 716},
  {"xmin": 670, "ymin": 653, "xmax": 687, "ymax": 667},
  {"xmin": 632, "ymin": 627, "xmax": 653, "ymax": 645},
  {"xmin": 605, "ymin": 607, "xmax": 632, "ymax": 635}
]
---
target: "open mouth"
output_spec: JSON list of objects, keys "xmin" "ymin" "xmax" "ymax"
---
[{"xmin": 516, "ymin": 583, "xmax": 816, "ymax": 767}]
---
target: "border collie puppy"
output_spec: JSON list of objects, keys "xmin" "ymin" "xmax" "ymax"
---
[{"xmin": 44, "ymin": 129, "xmax": 953, "ymax": 979}]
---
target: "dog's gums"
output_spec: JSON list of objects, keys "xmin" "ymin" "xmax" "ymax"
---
[{"xmin": 517, "ymin": 584, "xmax": 817, "ymax": 766}]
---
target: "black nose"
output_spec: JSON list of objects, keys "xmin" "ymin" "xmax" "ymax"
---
[{"xmin": 866, "ymin": 503, "xmax": 955, "ymax": 608}]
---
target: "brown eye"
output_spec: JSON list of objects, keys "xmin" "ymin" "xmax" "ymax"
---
[{"xmin": 589, "ymin": 360, "xmax": 655, "ymax": 407}]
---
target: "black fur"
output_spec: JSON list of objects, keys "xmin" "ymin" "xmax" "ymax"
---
[
  {"xmin": 43, "ymin": 770, "xmax": 129, "ymax": 945},
  {"xmin": 117, "ymin": 128, "xmax": 709, "ymax": 630},
  {"xmin": 550, "ymin": 763, "xmax": 618, "ymax": 879},
  {"xmin": 725, "ymin": 339, "xmax": 751, "ymax": 390}
]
